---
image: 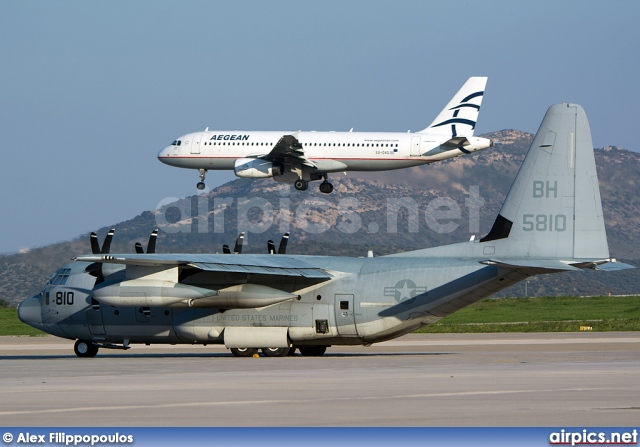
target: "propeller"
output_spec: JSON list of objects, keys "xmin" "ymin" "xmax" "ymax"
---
[
  {"xmin": 134, "ymin": 229, "xmax": 158, "ymax": 254},
  {"xmin": 90, "ymin": 228, "xmax": 114, "ymax": 254},
  {"xmin": 222, "ymin": 232, "xmax": 288, "ymax": 255},
  {"xmin": 233, "ymin": 232, "xmax": 245, "ymax": 254},
  {"xmin": 278, "ymin": 232, "xmax": 289, "ymax": 255},
  {"xmin": 222, "ymin": 232, "xmax": 245, "ymax": 254},
  {"xmin": 86, "ymin": 228, "xmax": 115, "ymax": 284}
]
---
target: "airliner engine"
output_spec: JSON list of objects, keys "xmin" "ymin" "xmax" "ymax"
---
[{"xmin": 233, "ymin": 158, "xmax": 283, "ymax": 178}]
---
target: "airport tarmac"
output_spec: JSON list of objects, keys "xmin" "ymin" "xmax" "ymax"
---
[{"xmin": 0, "ymin": 333, "xmax": 639, "ymax": 426}]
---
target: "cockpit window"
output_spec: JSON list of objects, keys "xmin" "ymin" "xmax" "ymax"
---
[
  {"xmin": 171, "ymin": 140, "xmax": 182, "ymax": 146},
  {"xmin": 177, "ymin": 140, "xmax": 182, "ymax": 146},
  {"xmin": 48, "ymin": 268, "xmax": 71, "ymax": 286}
]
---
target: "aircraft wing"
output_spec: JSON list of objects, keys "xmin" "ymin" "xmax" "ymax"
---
[
  {"xmin": 75, "ymin": 253, "xmax": 332, "ymax": 280},
  {"xmin": 258, "ymin": 133, "xmax": 317, "ymax": 169}
]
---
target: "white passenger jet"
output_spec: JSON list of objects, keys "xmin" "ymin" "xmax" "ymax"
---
[{"xmin": 158, "ymin": 77, "xmax": 493, "ymax": 193}]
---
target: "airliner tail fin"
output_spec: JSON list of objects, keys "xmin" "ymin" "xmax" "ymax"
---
[{"xmin": 419, "ymin": 76, "xmax": 487, "ymax": 136}]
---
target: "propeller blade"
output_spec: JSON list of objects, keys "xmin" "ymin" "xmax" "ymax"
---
[
  {"xmin": 233, "ymin": 232, "xmax": 245, "ymax": 254},
  {"xmin": 90, "ymin": 232, "xmax": 100, "ymax": 254},
  {"xmin": 222, "ymin": 244, "xmax": 231, "ymax": 254},
  {"xmin": 101, "ymin": 229, "xmax": 115, "ymax": 254},
  {"xmin": 267, "ymin": 240, "xmax": 276, "ymax": 254},
  {"xmin": 147, "ymin": 229, "xmax": 158, "ymax": 254},
  {"xmin": 278, "ymin": 232, "xmax": 290, "ymax": 255},
  {"xmin": 88, "ymin": 228, "xmax": 114, "ymax": 284},
  {"xmin": 134, "ymin": 242, "xmax": 144, "ymax": 254}
]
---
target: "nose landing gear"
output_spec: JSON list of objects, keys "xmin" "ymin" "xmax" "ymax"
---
[{"xmin": 196, "ymin": 169, "xmax": 207, "ymax": 190}]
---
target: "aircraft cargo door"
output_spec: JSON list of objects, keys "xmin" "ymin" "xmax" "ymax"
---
[
  {"xmin": 191, "ymin": 134, "xmax": 202, "ymax": 154},
  {"xmin": 334, "ymin": 294, "xmax": 358, "ymax": 336},
  {"xmin": 410, "ymin": 136, "xmax": 421, "ymax": 156}
]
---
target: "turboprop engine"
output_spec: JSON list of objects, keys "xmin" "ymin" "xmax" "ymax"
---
[
  {"xmin": 234, "ymin": 158, "xmax": 283, "ymax": 178},
  {"xmin": 92, "ymin": 280, "xmax": 296, "ymax": 309}
]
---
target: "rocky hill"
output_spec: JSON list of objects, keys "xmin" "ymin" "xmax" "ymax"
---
[{"xmin": 1, "ymin": 130, "xmax": 638, "ymax": 305}]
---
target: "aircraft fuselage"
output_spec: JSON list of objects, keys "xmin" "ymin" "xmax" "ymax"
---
[
  {"xmin": 157, "ymin": 130, "xmax": 491, "ymax": 173},
  {"xmin": 18, "ymin": 254, "xmax": 520, "ymax": 351}
]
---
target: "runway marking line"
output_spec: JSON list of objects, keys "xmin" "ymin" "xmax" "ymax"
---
[{"xmin": 0, "ymin": 387, "xmax": 612, "ymax": 417}]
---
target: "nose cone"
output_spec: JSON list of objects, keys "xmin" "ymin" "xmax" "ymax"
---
[
  {"xmin": 157, "ymin": 146, "xmax": 172, "ymax": 165},
  {"xmin": 18, "ymin": 295, "xmax": 42, "ymax": 328}
]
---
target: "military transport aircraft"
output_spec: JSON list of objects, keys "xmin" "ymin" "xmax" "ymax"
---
[
  {"xmin": 157, "ymin": 77, "xmax": 493, "ymax": 193},
  {"xmin": 19, "ymin": 103, "xmax": 633, "ymax": 358}
]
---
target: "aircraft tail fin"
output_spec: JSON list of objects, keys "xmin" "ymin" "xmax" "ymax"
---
[
  {"xmin": 419, "ymin": 76, "xmax": 487, "ymax": 135},
  {"xmin": 480, "ymin": 103, "xmax": 610, "ymax": 260}
]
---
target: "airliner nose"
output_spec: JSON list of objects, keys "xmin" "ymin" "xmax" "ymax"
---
[
  {"xmin": 157, "ymin": 146, "xmax": 172, "ymax": 165},
  {"xmin": 18, "ymin": 294, "xmax": 42, "ymax": 327}
]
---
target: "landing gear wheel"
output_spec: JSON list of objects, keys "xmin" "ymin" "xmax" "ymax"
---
[
  {"xmin": 319, "ymin": 182, "xmax": 334, "ymax": 194},
  {"xmin": 196, "ymin": 169, "xmax": 208, "ymax": 190},
  {"xmin": 293, "ymin": 179, "xmax": 308, "ymax": 191},
  {"xmin": 261, "ymin": 347, "xmax": 291, "ymax": 357},
  {"xmin": 230, "ymin": 348, "xmax": 258, "ymax": 357},
  {"xmin": 74, "ymin": 339, "xmax": 99, "ymax": 358},
  {"xmin": 299, "ymin": 346, "xmax": 327, "ymax": 357},
  {"xmin": 287, "ymin": 347, "xmax": 297, "ymax": 356}
]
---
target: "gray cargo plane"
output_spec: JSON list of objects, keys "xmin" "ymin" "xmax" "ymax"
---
[{"xmin": 18, "ymin": 103, "xmax": 633, "ymax": 357}]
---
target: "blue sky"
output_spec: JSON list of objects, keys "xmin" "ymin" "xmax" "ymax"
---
[{"xmin": 1, "ymin": 1, "xmax": 638, "ymax": 254}]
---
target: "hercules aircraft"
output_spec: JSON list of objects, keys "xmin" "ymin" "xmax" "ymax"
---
[
  {"xmin": 157, "ymin": 77, "xmax": 493, "ymax": 193},
  {"xmin": 19, "ymin": 103, "xmax": 633, "ymax": 357}
]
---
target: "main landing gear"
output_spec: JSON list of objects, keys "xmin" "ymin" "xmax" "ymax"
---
[
  {"xmin": 196, "ymin": 169, "xmax": 207, "ymax": 190},
  {"xmin": 230, "ymin": 347, "xmax": 291, "ymax": 357},
  {"xmin": 229, "ymin": 346, "xmax": 328, "ymax": 357},
  {"xmin": 293, "ymin": 176, "xmax": 334, "ymax": 194},
  {"xmin": 294, "ymin": 179, "xmax": 308, "ymax": 191},
  {"xmin": 74, "ymin": 339, "xmax": 99, "ymax": 358},
  {"xmin": 319, "ymin": 182, "xmax": 333, "ymax": 194}
]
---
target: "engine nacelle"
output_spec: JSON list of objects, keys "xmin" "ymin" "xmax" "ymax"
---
[
  {"xmin": 92, "ymin": 280, "xmax": 296, "ymax": 309},
  {"xmin": 92, "ymin": 280, "xmax": 219, "ymax": 308},
  {"xmin": 234, "ymin": 158, "xmax": 283, "ymax": 178}
]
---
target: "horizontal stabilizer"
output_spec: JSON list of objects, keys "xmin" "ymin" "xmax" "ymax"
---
[
  {"xmin": 592, "ymin": 261, "xmax": 636, "ymax": 272},
  {"xmin": 482, "ymin": 258, "xmax": 581, "ymax": 272},
  {"xmin": 442, "ymin": 136, "xmax": 471, "ymax": 148},
  {"xmin": 482, "ymin": 258, "xmax": 635, "ymax": 273}
]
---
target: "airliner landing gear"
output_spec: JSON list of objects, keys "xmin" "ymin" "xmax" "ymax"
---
[
  {"xmin": 196, "ymin": 169, "xmax": 207, "ymax": 190},
  {"xmin": 319, "ymin": 182, "xmax": 334, "ymax": 194},
  {"xmin": 319, "ymin": 174, "xmax": 334, "ymax": 194},
  {"xmin": 294, "ymin": 179, "xmax": 308, "ymax": 191}
]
